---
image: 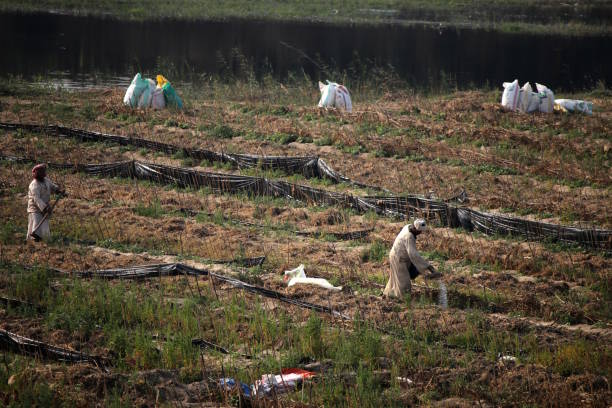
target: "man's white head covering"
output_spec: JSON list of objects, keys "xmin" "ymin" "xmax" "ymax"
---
[{"xmin": 413, "ymin": 218, "xmax": 427, "ymax": 232}]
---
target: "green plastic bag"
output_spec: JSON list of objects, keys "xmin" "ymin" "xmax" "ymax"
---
[
  {"xmin": 123, "ymin": 73, "xmax": 149, "ymax": 108},
  {"xmin": 162, "ymin": 82, "xmax": 183, "ymax": 109}
]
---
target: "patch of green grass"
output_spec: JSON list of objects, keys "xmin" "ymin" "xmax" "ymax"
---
[
  {"xmin": 0, "ymin": 219, "xmax": 21, "ymax": 244},
  {"xmin": 210, "ymin": 124, "xmax": 238, "ymax": 139},
  {"xmin": 269, "ymin": 132, "xmax": 298, "ymax": 145},
  {"xmin": 12, "ymin": 264, "xmax": 52, "ymax": 305},
  {"xmin": 533, "ymin": 341, "xmax": 611, "ymax": 378},
  {"xmin": 132, "ymin": 200, "xmax": 165, "ymax": 218},
  {"xmin": 0, "ymin": 361, "xmax": 60, "ymax": 407},
  {"xmin": 470, "ymin": 163, "xmax": 519, "ymax": 176},
  {"xmin": 41, "ymin": 102, "xmax": 74, "ymax": 121},
  {"xmin": 360, "ymin": 240, "xmax": 388, "ymax": 263},
  {"xmin": 314, "ymin": 135, "xmax": 334, "ymax": 146},
  {"xmin": 46, "ymin": 278, "xmax": 200, "ymax": 370},
  {"xmin": 79, "ymin": 104, "xmax": 98, "ymax": 121}
]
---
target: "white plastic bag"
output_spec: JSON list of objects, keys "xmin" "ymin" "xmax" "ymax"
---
[
  {"xmin": 555, "ymin": 99, "xmax": 593, "ymax": 115},
  {"xmin": 518, "ymin": 83, "xmax": 531, "ymax": 113},
  {"xmin": 151, "ymin": 86, "xmax": 166, "ymax": 110},
  {"xmin": 253, "ymin": 369, "xmax": 315, "ymax": 396},
  {"xmin": 518, "ymin": 83, "xmax": 540, "ymax": 113},
  {"xmin": 501, "ymin": 79, "xmax": 520, "ymax": 111},
  {"xmin": 334, "ymin": 84, "xmax": 353, "ymax": 113},
  {"xmin": 536, "ymin": 83, "xmax": 555, "ymax": 113},
  {"xmin": 123, "ymin": 83, "xmax": 137, "ymax": 107},
  {"xmin": 283, "ymin": 264, "xmax": 342, "ymax": 291},
  {"xmin": 318, "ymin": 80, "xmax": 352, "ymax": 112},
  {"xmin": 123, "ymin": 73, "xmax": 149, "ymax": 108},
  {"xmin": 318, "ymin": 81, "xmax": 336, "ymax": 108},
  {"xmin": 137, "ymin": 79, "xmax": 156, "ymax": 108}
]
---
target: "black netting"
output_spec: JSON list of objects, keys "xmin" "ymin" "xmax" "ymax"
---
[
  {"xmin": 1, "ymin": 153, "xmax": 609, "ymax": 251},
  {"xmin": 0, "ymin": 122, "xmax": 385, "ymax": 191}
]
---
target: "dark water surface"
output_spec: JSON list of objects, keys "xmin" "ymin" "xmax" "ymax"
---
[{"xmin": 2, "ymin": 12, "xmax": 611, "ymax": 90}]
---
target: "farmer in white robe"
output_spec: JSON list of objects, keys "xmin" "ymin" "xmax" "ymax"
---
[
  {"xmin": 27, "ymin": 164, "xmax": 64, "ymax": 241},
  {"xmin": 383, "ymin": 219, "xmax": 441, "ymax": 298}
]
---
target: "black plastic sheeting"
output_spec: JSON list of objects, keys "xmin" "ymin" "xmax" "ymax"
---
[
  {"xmin": 3, "ymin": 154, "xmax": 610, "ymax": 250},
  {"xmin": 0, "ymin": 122, "xmax": 383, "ymax": 191},
  {"xmin": 67, "ymin": 262, "xmax": 350, "ymax": 319},
  {"xmin": 0, "ymin": 295, "xmax": 45, "ymax": 313},
  {"xmin": 0, "ymin": 328, "xmax": 109, "ymax": 369}
]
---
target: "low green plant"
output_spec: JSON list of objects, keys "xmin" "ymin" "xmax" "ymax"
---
[
  {"xmin": 133, "ymin": 200, "xmax": 165, "ymax": 218},
  {"xmin": 360, "ymin": 240, "xmax": 388, "ymax": 262},
  {"xmin": 210, "ymin": 124, "xmax": 237, "ymax": 139}
]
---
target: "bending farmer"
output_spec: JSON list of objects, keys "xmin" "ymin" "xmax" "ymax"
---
[
  {"xmin": 27, "ymin": 164, "xmax": 64, "ymax": 241},
  {"xmin": 383, "ymin": 219, "xmax": 441, "ymax": 298}
]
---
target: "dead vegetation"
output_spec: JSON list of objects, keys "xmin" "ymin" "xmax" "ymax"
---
[{"xmin": 0, "ymin": 81, "xmax": 610, "ymax": 406}]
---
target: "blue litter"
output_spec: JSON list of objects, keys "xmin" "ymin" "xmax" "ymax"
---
[{"xmin": 219, "ymin": 378, "xmax": 252, "ymax": 398}]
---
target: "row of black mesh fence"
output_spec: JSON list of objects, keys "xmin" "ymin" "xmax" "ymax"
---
[
  {"xmin": 2, "ymin": 154, "xmax": 610, "ymax": 250},
  {"xmin": 0, "ymin": 122, "xmax": 383, "ymax": 191},
  {"xmin": 0, "ymin": 328, "xmax": 109, "ymax": 369}
]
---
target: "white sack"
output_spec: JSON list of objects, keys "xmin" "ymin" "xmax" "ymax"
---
[
  {"xmin": 137, "ymin": 79, "xmax": 156, "ymax": 108},
  {"xmin": 536, "ymin": 83, "xmax": 555, "ymax": 113},
  {"xmin": 519, "ymin": 83, "xmax": 541, "ymax": 113},
  {"xmin": 518, "ymin": 83, "xmax": 531, "ymax": 113},
  {"xmin": 284, "ymin": 264, "xmax": 342, "ymax": 291},
  {"xmin": 151, "ymin": 86, "xmax": 166, "ymax": 110},
  {"xmin": 555, "ymin": 99, "xmax": 593, "ymax": 115},
  {"xmin": 334, "ymin": 84, "xmax": 353, "ymax": 112},
  {"xmin": 318, "ymin": 81, "xmax": 336, "ymax": 108},
  {"xmin": 123, "ymin": 83, "xmax": 136, "ymax": 107},
  {"xmin": 501, "ymin": 79, "xmax": 520, "ymax": 111},
  {"xmin": 123, "ymin": 73, "xmax": 148, "ymax": 108}
]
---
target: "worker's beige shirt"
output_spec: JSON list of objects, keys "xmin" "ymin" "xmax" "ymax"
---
[
  {"xmin": 390, "ymin": 225, "xmax": 431, "ymax": 274},
  {"xmin": 27, "ymin": 178, "xmax": 59, "ymax": 214}
]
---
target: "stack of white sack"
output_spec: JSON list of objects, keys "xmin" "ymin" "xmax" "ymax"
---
[
  {"xmin": 318, "ymin": 80, "xmax": 353, "ymax": 112},
  {"xmin": 501, "ymin": 80, "xmax": 593, "ymax": 115},
  {"xmin": 124, "ymin": 74, "xmax": 155, "ymax": 109},
  {"xmin": 501, "ymin": 80, "xmax": 554, "ymax": 113},
  {"xmin": 123, "ymin": 73, "xmax": 166, "ymax": 110}
]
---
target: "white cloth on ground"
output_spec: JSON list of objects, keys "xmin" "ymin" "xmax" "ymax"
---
[
  {"xmin": 383, "ymin": 224, "xmax": 432, "ymax": 298},
  {"xmin": 284, "ymin": 264, "xmax": 342, "ymax": 291}
]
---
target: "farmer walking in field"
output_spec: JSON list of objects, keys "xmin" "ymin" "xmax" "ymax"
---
[
  {"xmin": 27, "ymin": 164, "xmax": 65, "ymax": 241},
  {"xmin": 383, "ymin": 219, "xmax": 442, "ymax": 298}
]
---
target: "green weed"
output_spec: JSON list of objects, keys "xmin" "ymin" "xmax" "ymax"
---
[
  {"xmin": 360, "ymin": 240, "xmax": 388, "ymax": 263},
  {"xmin": 133, "ymin": 200, "xmax": 165, "ymax": 218}
]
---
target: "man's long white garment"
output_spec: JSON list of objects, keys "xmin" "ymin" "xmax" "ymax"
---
[
  {"xmin": 27, "ymin": 177, "xmax": 59, "ymax": 240},
  {"xmin": 383, "ymin": 225, "xmax": 432, "ymax": 298}
]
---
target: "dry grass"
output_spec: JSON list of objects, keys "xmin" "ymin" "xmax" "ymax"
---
[{"xmin": 0, "ymin": 80, "xmax": 610, "ymax": 406}]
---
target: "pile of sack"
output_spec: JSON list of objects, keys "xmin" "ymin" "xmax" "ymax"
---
[
  {"xmin": 501, "ymin": 80, "xmax": 554, "ymax": 113},
  {"xmin": 318, "ymin": 80, "xmax": 352, "ymax": 112},
  {"xmin": 123, "ymin": 73, "xmax": 183, "ymax": 110},
  {"xmin": 501, "ymin": 80, "xmax": 592, "ymax": 115}
]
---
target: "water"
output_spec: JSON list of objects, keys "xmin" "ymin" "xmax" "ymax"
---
[
  {"xmin": 1, "ymin": 11, "xmax": 611, "ymax": 90},
  {"xmin": 438, "ymin": 282, "xmax": 448, "ymax": 310}
]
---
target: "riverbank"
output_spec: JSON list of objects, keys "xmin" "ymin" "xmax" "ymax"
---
[{"xmin": 2, "ymin": 0, "xmax": 612, "ymax": 36}]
